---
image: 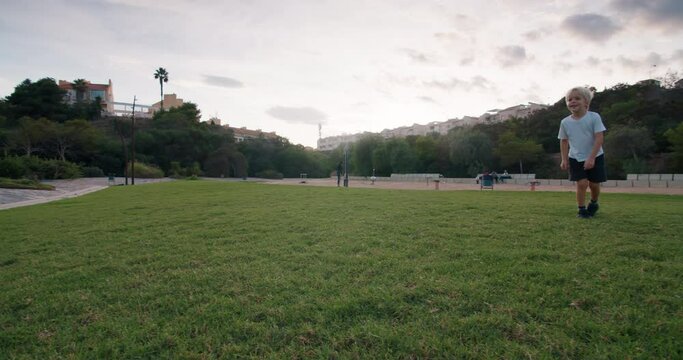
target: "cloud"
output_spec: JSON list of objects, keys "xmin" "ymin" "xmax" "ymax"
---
[
  {"xmin": 611, "ymin": 0, "xmax": 683, "ymax": 30},
  {"xmin": 423, "ymin": 75, "xmax": 493, "ymax": 91},
  {"xmin": 497, "ymin": 46, "xmax": 527, "ymax": 67},
  {"xmin": 617, "ymin": 52, "xmax": 665, "ymax": 69},
  {"xmin": 266, "ymin": 106, "xmax": 327, "ymax": 125},
  {"xmin": 203, "ymin": 75, "xmax": 244, "ymax": 88},
  {"xmin": 459, "ymin": 56, "xmax": 474, "ymax": 66},
  {"xmin": 617, "ymin": 56, "xmax": 641, "ymax": 68},
  {"xmin": 399, "ymin": 48, "xmax": 435, "ymax": 64},
  {"xmin": 671, "ymin": 49, "xmax": 683, "ymax": 63},
  {"xmin": 586, "ymin": 56, "xmax": 602, "ymax": 66},
  {"xmin": 418, "ymin": 96, "xmax": 437, "ymax": 103},
  {"xmin": 561, "ymin": 13, "xmax": 621, "ymax": 42},
  {"xmin": 523, "ymin": 30, "xmax": 545, "ymax": 41}
]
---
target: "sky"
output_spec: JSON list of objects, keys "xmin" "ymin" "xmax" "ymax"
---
[{"xmin": 1, "ymin": 0, "xmax": 682, "ymax": 148}]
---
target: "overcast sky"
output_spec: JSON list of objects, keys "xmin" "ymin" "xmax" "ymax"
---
[{"xmin": 1, "ymin": 0, "xmax": 682, "ymax": 147}]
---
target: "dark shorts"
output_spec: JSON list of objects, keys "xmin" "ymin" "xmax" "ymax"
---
[{"xmin": 569, "ymin": 154, "xmax": 606, "ymax": 183}]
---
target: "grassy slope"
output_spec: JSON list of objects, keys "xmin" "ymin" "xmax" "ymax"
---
[{"xmin": 1, "ymin": 181, "xmax": 681, "ymax": 358}]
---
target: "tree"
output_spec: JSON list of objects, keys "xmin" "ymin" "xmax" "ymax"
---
[
  {"xmin": 5, "ymin": 78, "xmax": 68, "ymax": 123},
  {"xmin": 72, "ymin": 79, "xmax": 88, "ymax": 103},
  {"xmin": 352, "ymin": 134, "xmax": 383, "ymax": 176},
  {"xmin": 50, "ymin": 119, "xmax": 99, "ymax": 161},
  {"xmin": 656, "ymin": 70, "xmax": 680, "ymax": 89},
  {"xmin": 664, "ymin": 122, "xmax": 683, "ymax": 171},
  {"xmin": 14, "ymin": 117, "xmax": 53, "ymax": 156},
  {"xmin": 448, "ymin": 128, "xmax": 493, "ymax": 176},
  {"xmin": 494, "ymin": 131, "xmax": 544, "ymax": 174},
  {"xmin": 386, "ymin": 138, "xmax": 416, "ymax": 173},
  {"xmin": 604, "ymin": 125, "xmax": 655, "ymax": 176},
  {"xmin": 604, "ymin": 126, "xmax": 654, "ymax": 163},
  {"xmin": 154, "ymin": 67, "xmax": 169, "ymax": 111},
  {"xmin": 414, "ymin": 135, "xmax": 438, "ymax": 172},
  {"xmin": 203, "ymin": 144, "xmax": 247, "ymax": 178}
]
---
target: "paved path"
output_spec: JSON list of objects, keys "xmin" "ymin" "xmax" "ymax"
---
[{"xmin": 0, "ymin": 177, "xmax": 172, "ymax": 210}]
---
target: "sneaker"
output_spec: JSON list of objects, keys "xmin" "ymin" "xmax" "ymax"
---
[
  {"xmin": 577, "ymin": 208, "xmax": 591, "ymax": 219},
  {"xmin": 587, "ymin": 202, "xmax": 599, "ymax": 216}
]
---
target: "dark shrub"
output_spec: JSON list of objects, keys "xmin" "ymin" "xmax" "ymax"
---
[
  {"xmin": 42, "ymin": 159, "xmax": 82, "ymax": 179},
  {"xmin": 127, "ymin": 162, "xmax": 164, "ymax": 178},
  {"xmin": 255, "ymin": 169, "xmax": 283, "ymax": 179},
  {"xmin": 0, "ymin": 157, "xmax": 26, "ymax": 179},
  {"xmin": 82, "ymin": 166, "xmax": 105, "ymax": 177}
]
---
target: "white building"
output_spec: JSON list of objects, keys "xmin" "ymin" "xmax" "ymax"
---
[{"xmin": 317, "ymin": 102, "xmax": 548, "ymax": 150}]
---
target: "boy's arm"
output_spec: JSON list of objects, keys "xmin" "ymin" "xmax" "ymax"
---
[
  {"xmin": 583, "ymin": 131, "xmax": 604, "ymax": 170},
  {"xmin": 560, "ymin": 139, "xmax": 569, "ymax": 170}
]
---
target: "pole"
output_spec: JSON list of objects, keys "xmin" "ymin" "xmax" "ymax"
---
[
  {"xmin": 343, "ymin": 144, "xmax": 349, "ymax": 187},
  {"xmin": 131, "ymin": 96, "xmax": 136, "ymax": 185}
]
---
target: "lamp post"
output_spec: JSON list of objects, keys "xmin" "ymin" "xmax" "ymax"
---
[
  {"xmin": 343, "ymin": 143, "xmax": 349, "ymax": 187},
  {"xmin": 131, "ymin": 96, "xmax": 136, "ymax": 185}
]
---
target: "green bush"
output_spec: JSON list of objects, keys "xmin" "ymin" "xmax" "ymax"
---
[
  {"xmin": 0, "ymin": 156, "xmax": 81, "ymax": 179},
  {"xmin": 0, "ymin": 157, "xmax": 26, "ymax": 179},
  {"xmin": 255, "ymin": 169, "xmax": 284, "ymax": 179},
  {"xmin": 41, "ymin": 159, "xmax": 82, "ymax": 179},
  {"xmin": 81, "ymin": 166, "xmax": 105, "ymax": 177},
  {"xmin": 127, "ymin": 162, "xmax": 164, "ymax": 178}
]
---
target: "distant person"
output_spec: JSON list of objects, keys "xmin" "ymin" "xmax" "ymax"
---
[
  {"xmin": 558, "ymin": 86, "xmax": 607, "ymax": 219},
  {"xmin": 336, "ymin": 161, "xmax": 343, "ymax": 187}
]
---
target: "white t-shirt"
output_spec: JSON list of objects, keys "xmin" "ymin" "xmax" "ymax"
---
[{"xmin": 557, "ymin": 111, "xmax": 606, "ymax": 162}]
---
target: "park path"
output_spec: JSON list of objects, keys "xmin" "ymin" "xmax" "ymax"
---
[
  {"xmin": 265, "ymin": 178, "xmax": 683, "ymax": 195},
  {"xmin": 0, "ymin": 177, "xmax": 172, "ymax": 210}
]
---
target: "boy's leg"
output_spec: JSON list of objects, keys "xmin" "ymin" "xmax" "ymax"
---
[
  {"xmin": 576, "ymin": 179, "xmax": 589, "ymax": 207},
  {"xmin": 587, "ymin": 182, "xmax": 600, "ymax": 216},
  {"xmin": 569, "ymin": 158, "xmax": 591, "ymax": 218},
  {"xmin": 586, "ymin": 155, "xmax": 605, "ymax": 216},
  {"xmin": 588, "ymin": 181, "xmax": 600, "ymax": 202}
]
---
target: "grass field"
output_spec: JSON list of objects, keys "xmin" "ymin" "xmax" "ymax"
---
[{"xmin": 1, "ymin": 180, "xmax": 681, "ymax": 359}]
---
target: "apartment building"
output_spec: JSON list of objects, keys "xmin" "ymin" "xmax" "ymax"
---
[
  {"xmin": 150, "ymin": 94, "xmax": 184, "ymax": 112},
  {"xmin": 317, "ymin": 102, "xmax": 548, "ymax": 150},
  {"xmin": 58, "ymin": 79, "xmax": 114, "ymax": 113}
]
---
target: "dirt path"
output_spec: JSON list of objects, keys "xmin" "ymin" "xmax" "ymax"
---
[{"xmin": 263, "ymin": 178, "xmax": 683, "ymax": 195}]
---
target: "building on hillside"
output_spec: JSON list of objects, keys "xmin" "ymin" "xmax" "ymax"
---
[
  {"xmin": 58, "ymin": 79, "xmax": 115, "ymax": 113},
  {"xmin": 109, "ymin": 102, "xmax": 154, "ymax": 118},
  {"xmin": 479, "ymin": 103, "xmax": 548, "ymax": 124},
  {"xmin": 317, "ymin": 102, "xmax": 549, "ymax": 150},
  {"xmin": 207, "ymin": 116, "xmax": 221, "ymax": 125},
  {"xmin": 227, "ymin": 125, "xmax": 278, "ymax": 142},
  {"xmin": 317, "ymin": 132, "xmax": 374, "ymax": 151},
  {"xmin": 150, "ymin": 94, "xmax": 184, "ymax": 112}
]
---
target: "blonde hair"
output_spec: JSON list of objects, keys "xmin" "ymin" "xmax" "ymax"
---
[{"xmin": 565, "ymin": 86, "xmax": 593, "ymax": 104}]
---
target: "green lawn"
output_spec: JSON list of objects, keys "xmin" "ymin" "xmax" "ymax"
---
[{"xmin": 1, "ymin": 181, "xmax": 681, "ymax": 359}]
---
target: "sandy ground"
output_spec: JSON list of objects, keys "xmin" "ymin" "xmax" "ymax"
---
[
  {"xmin": 263, "ymin": 178, "xmax": 683, "ymax": 195},
  {"xmin": 1, "ymin": 176, "xmax": 680, "ymax": 211}
]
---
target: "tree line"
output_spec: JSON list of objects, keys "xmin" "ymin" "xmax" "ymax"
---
[{"xmin": 1, "ymin": 77, "xmax": 681, "ymax": 181}]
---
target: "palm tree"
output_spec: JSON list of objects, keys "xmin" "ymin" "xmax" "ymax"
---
[
  {"xmin": 72, "ymin": 78, "xmax": 88, "ymax": 103},
  {"xmin": 153, "ymin": 67, "xmax": 169, "ymax": 111}
]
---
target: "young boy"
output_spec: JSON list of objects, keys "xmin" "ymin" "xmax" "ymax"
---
[{"xmin": 558, "ymin": 86, "xmax": 607, "ymax": 218}]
